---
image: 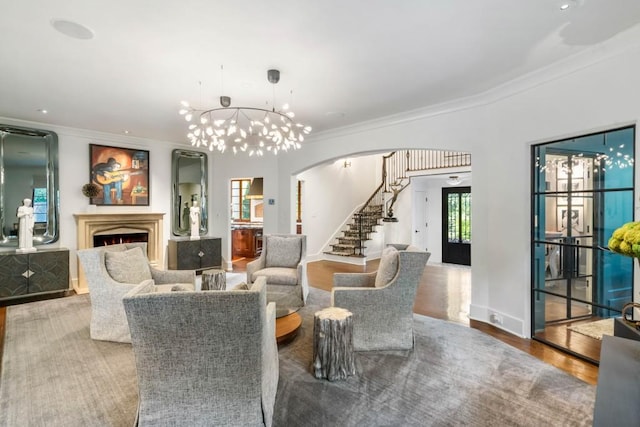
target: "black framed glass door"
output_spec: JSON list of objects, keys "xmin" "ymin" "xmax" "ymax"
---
[
  {"xmin": 531, "ymin": 126, "xmax": 635, "ymax": 362},
  {"xmin": 442, "ymin": 186, "xmax": 471, "ymax": 266}
]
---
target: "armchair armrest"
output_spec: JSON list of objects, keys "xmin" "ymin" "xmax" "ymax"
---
[
  {"xmin": 150, "ymin": 267, "xmax": 196, "ymax": 285},
  {"xmin": 262, "ymin": 300, "xmax": 278, "ymax": 425},
  {"xmin": 333, "ymin": 272, "xmax": 377, "ymax": 288},
  {"xmin": 91, "ymin": 276, "xmax": 139, "ymax": 300},
  {"xmin": 247, "ymin": 256, "xmax": 266, "ymax": 283}
]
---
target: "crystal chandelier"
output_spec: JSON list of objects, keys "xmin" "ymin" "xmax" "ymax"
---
[{"xmin": 179, "ymin": 69, "xmax": 312, "ymax": 156}]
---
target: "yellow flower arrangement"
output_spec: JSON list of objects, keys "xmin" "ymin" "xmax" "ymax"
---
[{"xmin": 608, "ymin": 221, "xmax": 640, "ymax": 258}]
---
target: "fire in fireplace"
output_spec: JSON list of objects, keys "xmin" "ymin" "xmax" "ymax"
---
[{"xmin": 93, "ymin": 232, "xmax": 148, "ymax": 248}]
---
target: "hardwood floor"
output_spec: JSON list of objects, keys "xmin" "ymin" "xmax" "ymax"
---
[{"xmin": 0, "ymin": 259, "xmax": 598, "ymax": 385}]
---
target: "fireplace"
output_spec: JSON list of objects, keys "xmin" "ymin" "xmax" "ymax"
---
[
  {"xmin": 93, "ymin": 232, "xmax": 148, "ymax": 248},
  {"xmin": 74, "ymin": 213, "xmax": 165, "ymax": 294}
]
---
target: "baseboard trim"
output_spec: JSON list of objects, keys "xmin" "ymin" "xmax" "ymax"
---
[{"xmin": 469, "ymin": 304, "xmax": 526, "ymax": 338}]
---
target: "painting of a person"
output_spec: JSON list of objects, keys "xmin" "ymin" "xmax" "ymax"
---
[
  {"xmin": 17, "ymin": 198, "xmax": 36, "ymax": 253},
  {"xmin": 190, "ymin": 201, "xmax": 201, "ymax": 239},
  {"xmin": 92, "ymin": 157, "xmax": 128, "ymax": 204}
]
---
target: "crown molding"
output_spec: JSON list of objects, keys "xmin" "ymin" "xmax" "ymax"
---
[
  {"xmin": 0, "ymin": 116, "xmax": 181, "ymax": 148},
  {"xmin": 309, "ymin": 25, "xmax": 640, "ymax": 144}
]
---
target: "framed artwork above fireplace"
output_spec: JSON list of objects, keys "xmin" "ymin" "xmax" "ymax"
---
[{"xmin": 89, "ymin": 144, "xmax": 150, "ymax": 206}]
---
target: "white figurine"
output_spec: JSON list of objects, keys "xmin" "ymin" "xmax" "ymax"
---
[
  {"xmin": 17, "ymin": 198, "xmax": 37, "ymax": 253},
  {"xmin": 190, "ymin": 201, "xmax": 201, "ymax": 239}
]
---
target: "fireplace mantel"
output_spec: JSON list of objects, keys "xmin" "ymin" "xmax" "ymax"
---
[{"xmin": 74, "ymin": 212, "xmax": 165, "ymax": 294}]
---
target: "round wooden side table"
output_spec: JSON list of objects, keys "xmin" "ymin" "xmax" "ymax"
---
[{"xmin": 275, "ymin": 312, "xmax": 302, "ymax": 344}]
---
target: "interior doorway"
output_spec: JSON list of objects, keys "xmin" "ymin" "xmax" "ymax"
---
[
  {"xmin": 230, "ymin": 177, "xmax": 264, "ymax": 263},
  {"xmin": 442, "ymin": 186, "xmax": 471, "ymax": 266}
]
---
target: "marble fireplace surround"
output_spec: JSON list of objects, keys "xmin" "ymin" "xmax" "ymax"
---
[{"xmin": 73, "ymin": 212, "xmax": 164, "ymax": 294}]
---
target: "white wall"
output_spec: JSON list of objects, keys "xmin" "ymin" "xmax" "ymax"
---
[
  {"xmin": 273, "ymin": 40, "xmax": 640, "ymax": 338},
  {"xmin": 297, "ymin": 155, "xmax": 381, "ymax": 258}
]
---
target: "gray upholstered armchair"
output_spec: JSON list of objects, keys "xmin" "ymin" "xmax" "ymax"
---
[
  {"xmin": 123, "ymin": 276, "xmax": 278, "ymax": 427},
  {"xmin": 332, "ymin": 245, "xmax": 430, "ymax": 351},
  {"xmin": 76, "ymin": 243, "xmax": 195, "ymax": 343},
  {"xmin": 247, "ymin": 234, "xmax": 308, "ymax": 309}
]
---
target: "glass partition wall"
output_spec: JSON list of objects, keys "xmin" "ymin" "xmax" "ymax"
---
[{"xmin": 531, "ymin": 126, "xmax": 635, "ymax": 363}]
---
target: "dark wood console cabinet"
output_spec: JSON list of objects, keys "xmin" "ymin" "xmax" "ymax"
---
[
  {"xmin": 232, "ymin": 227, "xmax": 263, "ymax": 259},
  {"xmin": 0, "ymin": 248, "xmax": 70, "ymax": 302},
  {"xmin": 168, "ymin": 236, "xmax": 222, "ymax": 271}
]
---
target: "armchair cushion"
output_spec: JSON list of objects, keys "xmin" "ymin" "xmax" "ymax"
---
[
  {"xmin": 252, "ymin": 267, "xmax": 298, "ymax": 286},
  {"xmin": 104, "ymin": 247, "xmax": 152, "ymax": 284},
  {"xmin": 265, "ymin": 235, "xmax": 301, "ymax": 268},
  {"xmin": 232, "ymin": 282, "xmax": 249, "ymax": 291},
  {"xmin": 374, "ymin": 246, "xmax": 399, "ymax": 287}
]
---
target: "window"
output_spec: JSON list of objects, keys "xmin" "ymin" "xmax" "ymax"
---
[
  {"xmin": 230, "ymin": 179, "xmax": 251, "ymax": 221},
  {"xmin": 32, "ymin": 187, "xmax": 48, "ymax": 223},
  {"xmin": 446, "ymin": 191, "xmax": 471, "ymax": 243}
]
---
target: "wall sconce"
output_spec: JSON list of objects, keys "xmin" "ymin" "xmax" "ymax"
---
[
  {"xmin": 343, "ymin": 159, "xmax": 352, "ymax": 168},
  {"xmin": 446, "ymin": 175, "xmax": 463, "ymax": 186}
]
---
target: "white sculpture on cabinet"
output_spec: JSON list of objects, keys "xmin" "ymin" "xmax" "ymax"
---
[
  {"xmin": 17, "ymin": 198, "xmax": 37, "ymax": 253},
  {"xmin": 190, "ymin": 201, "xmax": 201, "ymax": 240}
]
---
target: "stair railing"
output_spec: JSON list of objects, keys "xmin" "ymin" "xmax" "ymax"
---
[{"xmin": 339, "ymin": 149, "xmax": 472, "ymax": 257}]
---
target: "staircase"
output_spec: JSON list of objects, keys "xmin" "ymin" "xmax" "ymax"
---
[
  {"xmin": 324, "ymin": 149, "xmax": 471, "ymax": 259},
  {"xmin": 328, "ymin": 202, "xmax": 385, "ymax": 257}
]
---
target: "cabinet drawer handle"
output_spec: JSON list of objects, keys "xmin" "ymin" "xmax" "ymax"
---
[
  {"xmin": 22, "ymin": 269, "xmax": 34, "ymax": 279},
  {"xmin": 198, "ymin": 251, "xmax": 205, "ymax": 258}
]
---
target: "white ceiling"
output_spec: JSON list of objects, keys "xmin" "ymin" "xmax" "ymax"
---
[{"xmin": 1, "ymin": 0, "xmax": 640, "ymax": 145}]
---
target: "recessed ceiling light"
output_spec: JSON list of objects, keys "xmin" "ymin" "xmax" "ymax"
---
[
  {"xmin": 559, "ymin": 0, "xmax": 581, "ymax": 10},
  {"xmin": 37, "ymin": 109, "xmax": 48, "ymax": 114},
  {"xmin": 123, "ymin": 130, "xmax": 130, "ymax": 135},
  {"xmin": 50, "ymin": 19, "xmax": 94, "ymax": 40}
]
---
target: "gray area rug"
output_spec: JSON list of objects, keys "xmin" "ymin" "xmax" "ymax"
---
[{"xmin": 0, "ymin": 288, "xmax": 594, "ymax": 426}]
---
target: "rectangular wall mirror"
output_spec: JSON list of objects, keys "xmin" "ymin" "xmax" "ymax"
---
[
  {"xmin": 0, "ymin": 124, "xmax": 59, "ymax": 247},
  {"xmin": 171, "ymin": 149, "xmax": 208, "ymax": 236}
]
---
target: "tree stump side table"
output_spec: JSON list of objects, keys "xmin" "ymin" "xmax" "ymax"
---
[
  {"xmin": 201, "ymin": 268, "xmax": 226, "ymax": 290},
  {"xmin": 312, "ymin": 307, "xmax": 356, "ymax": 381}
]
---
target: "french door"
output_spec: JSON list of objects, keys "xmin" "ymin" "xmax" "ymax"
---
[
  {"xmin": 442, "ymin": 186, "xmax": 471, "ymax": 265},
  {"xmin": 531, "ymin": 126, "xmax": 635, "ymax": 361}
]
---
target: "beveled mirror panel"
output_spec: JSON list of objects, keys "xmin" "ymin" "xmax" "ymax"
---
[
  {"xmin": 171, "ymin": 149, "xmax": 208, "ymax": 236},
  {"xmin": 0, "ymin": 124, "xmax": 59, "ymax": 246}
]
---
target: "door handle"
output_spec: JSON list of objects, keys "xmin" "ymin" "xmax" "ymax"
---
[{"xmin": 415, "ymin": 230, "xmax": 419, "ymax": 233}]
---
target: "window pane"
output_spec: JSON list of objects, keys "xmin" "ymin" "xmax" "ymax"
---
[
  {"xmin": 32, "ymin": 187, "xmax": 47, "ymax": 223},
  {"xmin": 461, "ymin": 192, "xmax": 471, "ymax": 243},
  {"xmin": 447, "ymin": 194, "xmax": 459, "ymax": 243}
]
